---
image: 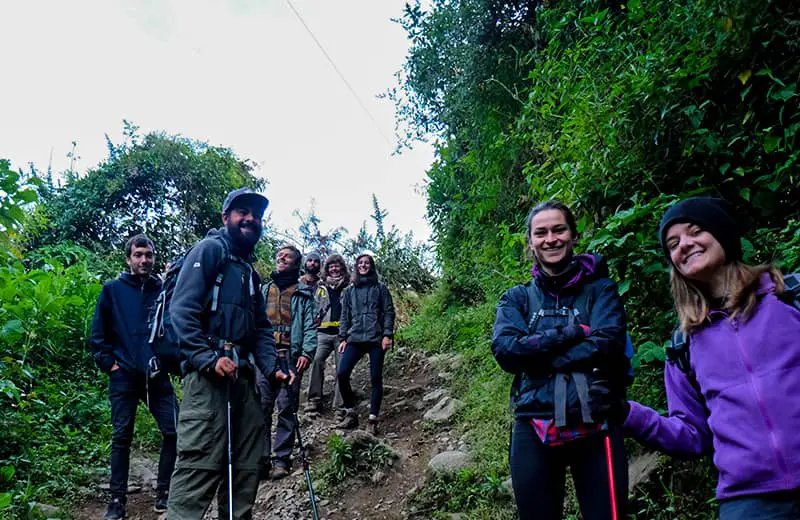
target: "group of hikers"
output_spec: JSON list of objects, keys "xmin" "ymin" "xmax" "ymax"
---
[
  {"xmin": 88, "ymin": 186, "xmax": 800, "ymax": 520},
  {"xmin": 89, "ymin": 188, "xmax": 395, "ymax": 519},
  {"xmin": 493, "ymin": 197, "xmax": 800, "ymax": 519}
]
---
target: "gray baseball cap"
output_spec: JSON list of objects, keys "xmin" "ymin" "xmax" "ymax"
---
[{"xmin": 222, "ymin": 188, "xmax": 269, "ymax": 217}]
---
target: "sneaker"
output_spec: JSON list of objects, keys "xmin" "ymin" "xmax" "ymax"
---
[
  {"xmin": 303, "ymin": 400, "xmax": 321, "ymax": 413},
  {"xmin": 104, "ymin": 497, "xmax": 126, "ymax": 520},
  {"xmin": 366, "ymin": 416, "xmax": 379, "ymax": 435},
  {"xmin": 153, "ymin": 491, "xmax": 168, "ymax": 513},
  {"xmin": 269, "ymin": 464, "xmax": 290, "ymax": 480},
  {"xmin": 335, "ymin": 409, "xmax": 359, "ymax": 429}
]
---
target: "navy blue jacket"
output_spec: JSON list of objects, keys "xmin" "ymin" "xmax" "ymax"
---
[
  {"xmin": 90, "ymin": 272, "xmax": 161, "ymax": 375},
  {"xmin": 491, "ymin": 254, "xmax": 628, "ymax": 420}
]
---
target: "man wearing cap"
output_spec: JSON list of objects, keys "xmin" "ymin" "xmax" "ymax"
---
[{"xmin": 167, "ymin": 188, "xmax": 293, "ymax": 519}]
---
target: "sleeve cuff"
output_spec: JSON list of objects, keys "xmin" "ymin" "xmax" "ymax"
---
[
  {"xmin": 622, "ymin": 400, "xmax": 649, "ymax": 433},
  {"xmin": 96, "ymin": 354, "xmax": 116, "ymax": 373}
]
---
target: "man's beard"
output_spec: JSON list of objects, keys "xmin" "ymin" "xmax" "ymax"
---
[
  {"xmin": 226, "ymin": 221, "xmax": 262, "ymax": 251},
  {"xmin": 306, "ymin": 264, "xmax": 320, "ymax": 276}
]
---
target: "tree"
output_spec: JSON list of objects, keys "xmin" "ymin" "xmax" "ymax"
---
[
  {"xmin": 290, "ymin": 201, "xmax": 347, "ymax": 259},
  {"xmin": 37, "ymin": 126, "xmax": 265, "ymax": 261}
]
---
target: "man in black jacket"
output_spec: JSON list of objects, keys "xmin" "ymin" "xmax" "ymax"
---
[
  {"xmin": 167, "ymin": 188, "xmax": 292, "ymax": 520},
  {"xmin": 90, "ymin": 234, "xmax": 177, "ymax": 519}
]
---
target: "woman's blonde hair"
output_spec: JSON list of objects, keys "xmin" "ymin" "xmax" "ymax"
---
[{"xmin": 671, "ymin": 262, "xmax": 784, "ymax": 332}]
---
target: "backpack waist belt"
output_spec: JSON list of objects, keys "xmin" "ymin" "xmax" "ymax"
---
[{"xmin": 319, "ymin": 321, "xmax": 340, "ymax": 328}]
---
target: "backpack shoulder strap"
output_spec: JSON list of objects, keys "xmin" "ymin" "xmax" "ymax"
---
[
  {"xmin": 781, "ymin": 273, "xmax": 800, "ymax": 311},
  {"xmin": 666, "ymin": 326, "xmax": 692, "ymax": 374},
  {"xmin": 209, "ymin": 236, "xmax": 235, "ymax": 313},
  {"xmin": 525, "ymin": 282, "xmax": 543, "ymax": 331}
]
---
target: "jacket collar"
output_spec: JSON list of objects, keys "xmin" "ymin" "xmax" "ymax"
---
[{"xmin": 118, "ymin": 272, "xmax": 160, "ymax": 290}]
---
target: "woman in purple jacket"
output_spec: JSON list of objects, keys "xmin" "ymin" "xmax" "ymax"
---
[{"xmin": 617, "ymin": 197, "xmax": 800, "ymax": 519}]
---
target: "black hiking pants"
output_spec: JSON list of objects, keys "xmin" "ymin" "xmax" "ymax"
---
[
  {"xmin": 108, "ymin": 368, "xmax": 177, "ymax": 498},
  {"xmin": 510, "ymin": 419, "xmax": 628, "ymax": 520},
  {"xmin": 338, "ymin": 341, "xmax": 385, "ymax": 416}
]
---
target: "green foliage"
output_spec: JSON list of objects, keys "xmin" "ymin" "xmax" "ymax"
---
[
  {"xmin": 408, "ymin": 469, "xmax": 513, "ymax": 519},
  {"xmin": 36, "ymin": 125, "xmax": 264, "ymax": 262},
  {"xmin": 0, "ymin": 159, "xmax": 42, "ymax": 260},
  {"xmin": 395, "ymin": 0, "xmax": 800, "ymax": 514},
  {"xmin": 318, "ymin": 433, "xmax": 397, "ymax": 491},
  {"xmin": 0, "ymin": 247, "xmax": 111, "ymax": 514}
]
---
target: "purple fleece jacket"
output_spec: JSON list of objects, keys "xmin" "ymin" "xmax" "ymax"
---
[{"xmin": 624, "ymin": 274, "xmax": 800, "ymax": 499}]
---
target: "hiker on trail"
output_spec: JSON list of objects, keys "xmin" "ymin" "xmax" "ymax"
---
[
  {"xmin": 304, "ymin": 253, "xmax": 351, "ymax": 420},
  {"xmin": 300, "ymin": 250, "xmax": 322, "ymax": 290},
  {"xmin": 90, "ymin": 234, "xmax": 178, "ymax": 519},
  {"xmin": 336, "ymin": 252, "xmax": 395, "ymax": 435},
  {"xmin": 593, "ymin": 196, "xmax": 800, "ymax": 519},
  {"xmin": 257, "ymin": 244, "xmax": 317, "ymax": 480},
  {"xmin": 167, "ymin": 188, "xmax": 293, "ymax": 520},
  {"xmin": 491, "ymin": 200, "xmax": 631, "ymax": 520}
]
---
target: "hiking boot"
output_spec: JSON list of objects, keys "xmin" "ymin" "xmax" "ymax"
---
[
  {"xmin": 269, "ymin": 463, "xmax": 290, "ymax": 480},
  {"xmin": 104, "ymin": 497, "xmax": 126, "ymax": 520},
  {"xmin": 303, "ymin": 400, "xmax": 321, "ymax": 413},
  {"xmin": 366, "ymin": 416, "xmax": 379, "ymax": 436},
  {"xmin": 335, "ymin": 409, "xmax": 359, "ymax": 429},
  {"xmin": 153, "ymin": 491, "xmax": 168, "ymax": 513},
  {"xmin": 333, "ymin": 408, "xmax": 346, "ymax": 422},
  {"xmin": 258, "ymin": 457, "xmax": 272, "ymax": 481}
]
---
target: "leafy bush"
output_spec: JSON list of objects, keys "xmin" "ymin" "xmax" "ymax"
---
[
  {"xmin": 318, "ymin": 433, "xmax": 397, "ymax": 491},
  {"xmin": 0, "ymin": 254, "xmax": 110, "ymax": 515}
]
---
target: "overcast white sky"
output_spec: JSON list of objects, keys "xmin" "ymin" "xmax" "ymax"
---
[{"xmin": 0, "ymin": 0, "xmax": 435, "ymax": 245}]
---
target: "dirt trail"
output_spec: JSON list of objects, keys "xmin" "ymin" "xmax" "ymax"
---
[{"xmin": 75, "ymin": 345, "xmax": 452, "ymax": 520}]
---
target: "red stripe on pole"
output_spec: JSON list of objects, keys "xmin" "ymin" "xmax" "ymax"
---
[{"xmin": 605, "ymin": 435, "xmax": 619, "ymax": 520}]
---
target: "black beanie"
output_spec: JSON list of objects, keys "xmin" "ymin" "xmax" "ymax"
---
[{"xmin": 658, "ymin": 196, "xmax": 742, "ymax": 262}]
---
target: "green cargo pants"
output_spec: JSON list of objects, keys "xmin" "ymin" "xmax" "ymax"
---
[{"xmin": 168, "ymin": 370, "xmax": 264, "ymax": 519}]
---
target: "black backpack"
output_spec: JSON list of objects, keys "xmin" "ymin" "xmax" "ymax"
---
[
  {"xmin": 147, "ymin": 237, "xmax": 235, "ymax": 375},
  {"xmin": 667, "ymin": 272, "xmax": 800, "ymax": 374}
]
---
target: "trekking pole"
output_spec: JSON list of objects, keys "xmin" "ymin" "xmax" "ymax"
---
[
  {"xmin": 592, "ymin": 369, "xmax": 619, "ymax": 520},
  {"xmin": 224, "ymin": 349, "xmax": 236, "ymax": 520},
  {"xmin": 604, "ymin": 433, "xmax": 619, "ymax": 520},
  {"xmin": 280, "ymin": 354, "xmax": 320, "ymax": 520}
]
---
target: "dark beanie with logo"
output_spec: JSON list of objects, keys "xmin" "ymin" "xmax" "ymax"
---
[{"xmin": 658, "ymin": 196, "xmax": 742, "ymax": 263}]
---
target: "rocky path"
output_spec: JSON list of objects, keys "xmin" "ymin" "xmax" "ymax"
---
[{"xmin": 75, "ymin": 347, "xmax": 467, "ymax": 520}]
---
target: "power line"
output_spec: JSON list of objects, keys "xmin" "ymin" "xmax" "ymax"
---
[{"xmin": 284, "ymin": 0, "xmax": 393, "ymax": 148}]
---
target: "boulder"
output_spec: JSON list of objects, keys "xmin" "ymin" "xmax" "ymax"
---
[
  {"xmin": 423, "ymin": 397, "xmax": 464, "ymax": 423},
  {"xmin": 427, "ymin": 451, "xmax": 470, "ymax": 473},
  {"xmin": 422, "ymin": 388, "xmax": 448, "ymax": 403}
]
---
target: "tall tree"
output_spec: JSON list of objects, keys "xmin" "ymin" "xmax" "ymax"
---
[{"xmin": 38, "ymin": 128, "xmax": 265, "ymax": 260}]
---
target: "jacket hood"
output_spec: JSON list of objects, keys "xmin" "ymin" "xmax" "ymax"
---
[{"xmin": 532, "ymin": 253, "xmax": 609, "ymax": 294}]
